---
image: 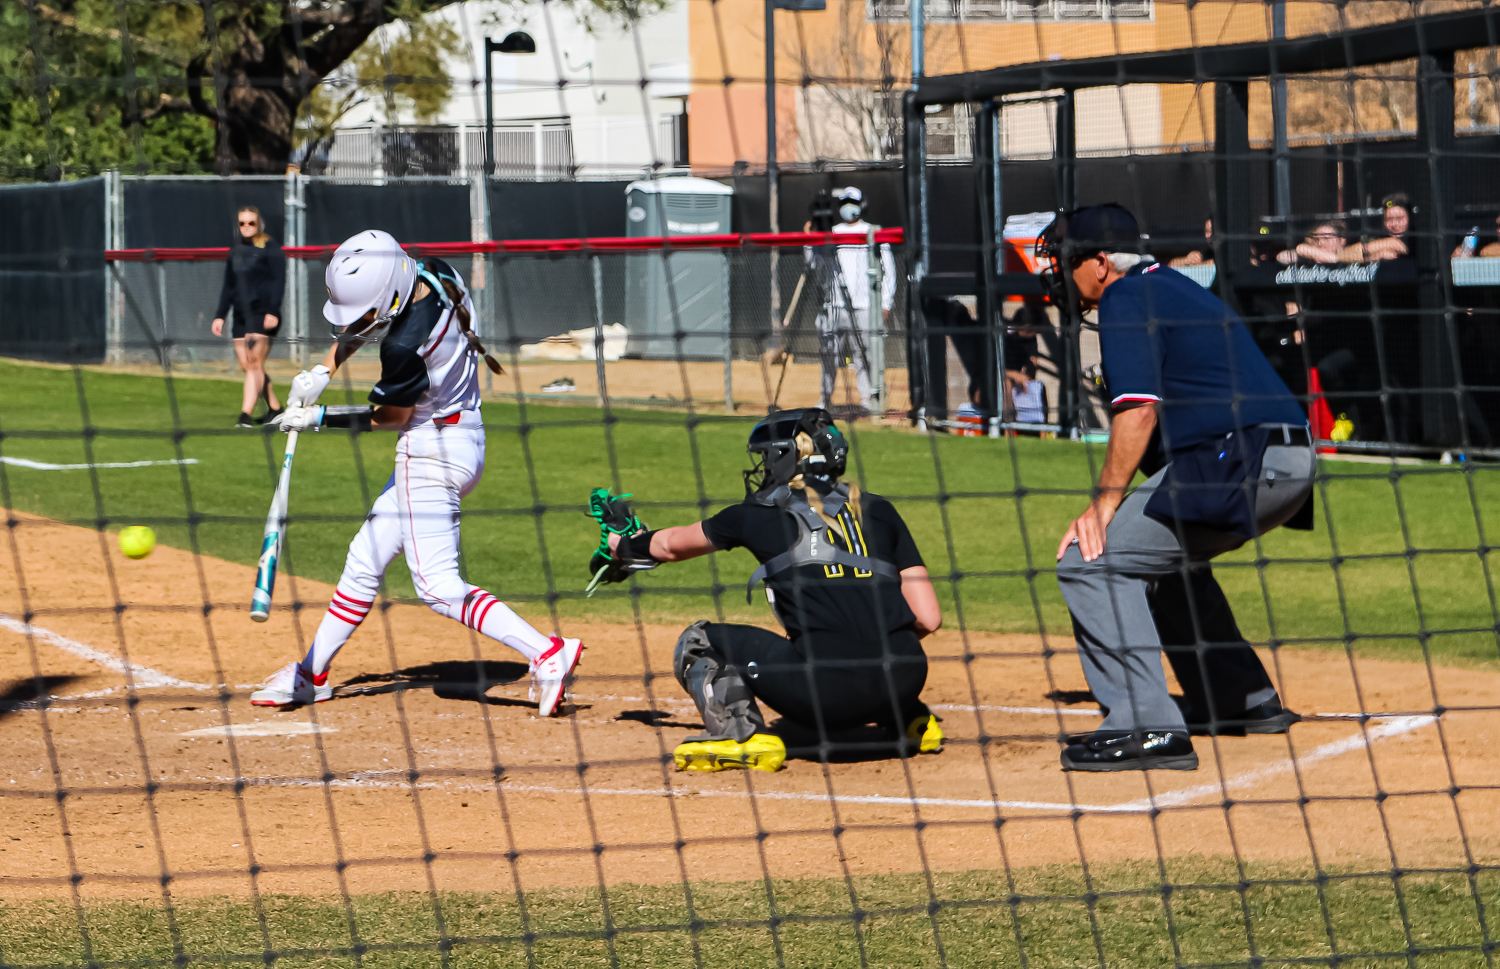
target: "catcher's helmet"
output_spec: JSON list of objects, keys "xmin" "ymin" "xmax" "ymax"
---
[
  {"xmin": 744, "ymin": 408, "xmax": 848, "ymax": 498},
  {"xmin": 323, "ymin": 229, "xmax": 418, "ymax": 344}
]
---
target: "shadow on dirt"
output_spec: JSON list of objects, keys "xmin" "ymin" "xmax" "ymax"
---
[
  {"xmin": 0, "ymin": 675, "xmax": 84, "ymax": 717},
  {"xmin": 771, "ymin": 718, "xmax": 926, "ymax": 764},
  {"xmin": 1045, "ymin": 689, "xmax": 1102, "ymax": 708},
  {"xmin": 616, "ymin": 708, "xmax": 703, "ymax": 730},
  {"xmin": 336, "ymin": 660, "xmax": 531, "ymax": 705}
]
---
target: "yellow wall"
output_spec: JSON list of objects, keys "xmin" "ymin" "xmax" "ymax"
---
[{"xmin": 687, "ymin": 0, "xmax": 1342, "ymax": 167}]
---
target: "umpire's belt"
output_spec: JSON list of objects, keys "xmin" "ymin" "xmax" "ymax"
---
[{"xmin": 1260, "ymin": 423, "xmax": 1312, "ymax": 446}]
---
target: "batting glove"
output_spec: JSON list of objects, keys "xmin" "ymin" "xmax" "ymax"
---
[
  {"xmin": 273, "ymin": 404, "xmax": 325, "ymax": 433},
  {"xmin": 287, "ymin": 365, "xmax": 331, "ymax": 408}
]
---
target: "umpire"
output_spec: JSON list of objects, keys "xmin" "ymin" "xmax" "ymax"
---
[{"xmin": 1045, "ymin": 204, "xmax": 1314, "ymax": 772}]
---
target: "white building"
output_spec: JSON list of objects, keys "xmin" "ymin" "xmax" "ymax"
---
[{"xmin": 326, "ymin": 0, "xmax": 690, "ymax": 179}]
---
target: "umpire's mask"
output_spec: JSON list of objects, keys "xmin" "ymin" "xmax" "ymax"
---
[
  {"xmin": 744, "ymin": 408, "xmax": 849, "ymax": 499},
  {"xmin": 1037, "ymin": 203, "xmax": 1142, "ymax": 313}
]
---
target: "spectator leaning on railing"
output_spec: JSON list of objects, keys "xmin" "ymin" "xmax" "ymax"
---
[
  {"xmin": 1168, "ymin": 216, "xmax": 1215, "ymax": 268},
  {"xmin": 1276, "ymin": 220, "xmax": 1348, "ymax": 265},
  {"xmin": 1342, "ymin": 193, "xmax": 1410, "ymax": 263}
]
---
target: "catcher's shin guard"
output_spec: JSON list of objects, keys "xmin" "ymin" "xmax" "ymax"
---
[{"xmin": 674, "ymin": 621, "xmax": 767, "ymax": 744}]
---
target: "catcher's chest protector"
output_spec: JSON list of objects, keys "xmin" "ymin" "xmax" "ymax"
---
[{"xmin": 745, "ymin": 485, "xmax": 901, "ymax": 604}]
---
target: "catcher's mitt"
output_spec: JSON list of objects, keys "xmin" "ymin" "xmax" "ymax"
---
[{"xmin": 585, "ymin": 488, "xmax": 658, "ymax": 596}]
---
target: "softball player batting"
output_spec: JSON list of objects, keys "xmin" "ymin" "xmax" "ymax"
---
[{"xmin": 250, "ymin": 230, "xmax": 584, "ymax": 715}]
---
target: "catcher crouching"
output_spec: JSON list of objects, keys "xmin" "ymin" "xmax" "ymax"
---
[{"xmin": 586, "ymin": 408, "xmax": 944, "ymax": 773}]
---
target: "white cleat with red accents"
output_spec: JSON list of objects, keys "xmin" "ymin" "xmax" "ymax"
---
[
  {"xmin": 250, "ymin": 661, "xmax": 332, "ymax": 708},
  {"xmin": 530, "ymin": 636, "xmax": 584, "ymax": 717}
]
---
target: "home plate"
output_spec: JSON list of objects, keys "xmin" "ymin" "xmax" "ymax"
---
[{"xmin": 183, "ymin": 721, "xmax": 335, "ymax": 738}]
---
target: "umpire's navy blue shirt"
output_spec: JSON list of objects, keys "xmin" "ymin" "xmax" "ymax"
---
[{"xmin": 1098, "ymin": 263, "xmax": 1304, "ymax": 454}]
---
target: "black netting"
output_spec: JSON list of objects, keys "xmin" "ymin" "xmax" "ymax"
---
[{"xmin": 3, "ymin": 2, "xmax": 1500, "ymax": 967}]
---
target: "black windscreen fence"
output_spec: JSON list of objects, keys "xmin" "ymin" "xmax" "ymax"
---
[
  {"xmin": 304, "ymin": 181, "xmax": 472, "ymax": 246},
  {"xmin": 0, "ymin": 177, "xmax": 105, "ymax": 362},
  {"xmin": 123, "ymin": 179, "xmax": 285, "ymax": 249}
]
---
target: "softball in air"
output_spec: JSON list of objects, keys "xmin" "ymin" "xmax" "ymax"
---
[{"xmin": 119, "ymin": 526, "xmax": 157, "ymax": 560}]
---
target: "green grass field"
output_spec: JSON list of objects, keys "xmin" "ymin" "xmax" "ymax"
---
[
  {"xmin": 2, "ymin": 859, "xmax": 1494, "ymax": 968},
  {"xmin": 2, "ymin": 359, "xmax": 1500, "ymax": 668},
  {"xmin": 4, "ymin": 358, "xmax": 1498, "ymax": 962}
]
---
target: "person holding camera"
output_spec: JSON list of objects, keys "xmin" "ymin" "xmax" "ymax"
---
[{"xmin": 803, "ymin": 187, "xmax": 896, "ymax": 419}]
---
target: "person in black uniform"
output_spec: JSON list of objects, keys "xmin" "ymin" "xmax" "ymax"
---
[
  {"xmin": 211, "ymin": 206, "xmax": 286, "ymax": 428},
  {"xmin": 585, "ymin": 408, "xmax": 944, "ymax": 773}
]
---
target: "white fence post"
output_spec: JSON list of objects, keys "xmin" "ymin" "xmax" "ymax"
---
[
  {"xmin": 104, "ymin": 170, "xmax": 124, "ymax": 364},
  {"xmin": 284, "ymin": 167, "xmax": 303, "ymax": 364},
  {"xmin": 593, "ymin": 254, "xmax": 609, "ymax": 409},
  {"xmin": 534, "ymin": 121, "xmax": 543, "ymax": 182},
  {"xmin": 868, "ymin": 226, "xmax": 886, "ymax": 416},
  {"xmin": 724, "ymin": 250, "xmax": 734, "ymax": 414}
]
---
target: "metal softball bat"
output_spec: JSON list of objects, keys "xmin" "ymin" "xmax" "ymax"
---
[{"xmin": 250, "ymin": 429, "xmax": 299, "ymax": 622}]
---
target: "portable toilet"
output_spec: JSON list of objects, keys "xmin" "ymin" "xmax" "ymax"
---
[{"xmin": 624, "ymin": 177, "xmax": 734, "ymax": 360}]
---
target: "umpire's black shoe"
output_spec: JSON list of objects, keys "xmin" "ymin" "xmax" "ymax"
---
[
  {"xmin": 236, "ymin": 412, "xmax": 254, "ymax": 428},
  {"xmin": 1061, "ymin": 730, "xmax": 1198, "ymax": 772},
  {"xmin": 1180, "ymin": 697, "xmax": 1301, "ymax": 736}
]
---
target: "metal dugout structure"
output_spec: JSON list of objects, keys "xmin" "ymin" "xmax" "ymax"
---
[{"xmin": 902, "ymin": 6, "xmax": 1500, "ymax": 451}]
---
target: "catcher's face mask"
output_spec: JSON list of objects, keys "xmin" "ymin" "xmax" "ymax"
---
[{"xmin": 744, "ymin": 408, "xmax": 848, "ymax": 496}]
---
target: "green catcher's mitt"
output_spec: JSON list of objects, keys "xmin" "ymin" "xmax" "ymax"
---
[{"xmin": 585, "ymin": 488, "xmax": 658, "ymax": 596}]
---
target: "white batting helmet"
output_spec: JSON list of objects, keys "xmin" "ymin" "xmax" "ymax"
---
[{"xmin": 323, "ymin": 230, "xmax": 417, "ymax": 342}]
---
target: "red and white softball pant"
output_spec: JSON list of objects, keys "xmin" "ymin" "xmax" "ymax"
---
[{"xmin": 301, "ymin": 413, "xmax": 553, "ymax": 679}]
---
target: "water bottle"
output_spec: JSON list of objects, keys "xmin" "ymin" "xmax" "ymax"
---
[{"xmin": 1462, "ymin": 226, "xmax": 1480, "ymax": 257}]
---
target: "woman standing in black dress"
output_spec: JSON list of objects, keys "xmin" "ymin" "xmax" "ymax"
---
[{"xmin": 211, "ymin": 206, "xmax": 285, "ymax": 427}]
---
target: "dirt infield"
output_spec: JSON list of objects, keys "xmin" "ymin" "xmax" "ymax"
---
[{"xmin": 2, "ymin": 511, "xmax": 1498, "ymax": 904}]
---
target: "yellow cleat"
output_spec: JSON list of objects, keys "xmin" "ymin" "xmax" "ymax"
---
[
  {"xmin": 907, "ymin": 715, "xmax": 944, "ymax": 753},
  {"xmin": 738, "ymin": 733, "xmax": 787, "ymax": 771},
  {"xmin": 673, "ymin": 734, "xmax": 786, "ymax": 773}
]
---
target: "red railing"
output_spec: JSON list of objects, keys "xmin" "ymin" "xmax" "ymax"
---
[{"xmin": 105, "ymin": 228, "xmax": 905, "ymax": 262}]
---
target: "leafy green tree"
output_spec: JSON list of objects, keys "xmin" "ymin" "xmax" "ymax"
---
[
  {"xmin": 2, "ymin": 1, "xmax": 215, "ymax": 178},
  {"xmin": 4, "ymin": 0, "xmax": 663, "ymax": 179},
  {"xmin": 297, "ymin": 5, "xmax": 458, "ymax": 154},
  {"xmin": 3, "ymin": 0, "xmax": 466, "ymax": 177}
]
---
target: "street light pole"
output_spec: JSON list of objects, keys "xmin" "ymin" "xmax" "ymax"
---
[
  {"xmin": 483, "ymin": 32, "xmax": 536, "ymax": 180},
  {"xmin": 485, "ymin": 37, "xmax": 495, "ymax": 178}
]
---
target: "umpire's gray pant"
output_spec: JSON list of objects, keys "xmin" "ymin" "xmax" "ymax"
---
[{"xmin": 1056, "ymin": 440, "xmax": 1316, "ymax": 734}]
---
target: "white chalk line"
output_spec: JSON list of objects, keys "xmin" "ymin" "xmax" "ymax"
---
[
  {"xmin": 0, "ymin": 615, "xmax": 209, "ymax": 690},
  {"xmin": 580, "ymin": 694, "xmax": 1104, "ymax": 718},
  {"xmin": 185, "ymin": 722, "xmax": 336, "ymax": 738},
  {"xmin": 0, "ymin": 456, "xmax": 198, "ymax": 471},
  {"xmin": 216, "ymin": 771, "xmax": 1133, "ymax": 813},
  {"xmin": 2, "ymin": 620, "xmax": 1446, "ymax": 814},
  {"xmin": 207, "ymin": 716, "xmax": 1441, "ymax": 816},
  {"xmin": 1117, "ymin": 714, "xmax": 1437, "ymax": 811}
]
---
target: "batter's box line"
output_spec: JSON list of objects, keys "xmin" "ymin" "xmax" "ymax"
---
[
  {"xmin": 1116, "ymin": 714, "xmax": 1438, "ymax": 811},
  {"xmin": 193, "ymin": 715, "xmax": 1438, "ymax": 816},
  {"xmin": 576, "ymin": 694, "xmax": 1106, "ymax": 718},
  {"xmin": 4, "ymin": 616, "xmax": 1444, "ymax": 815},
  {"xmin": 0, "ymin": 614, "xmax": 210, "ymax": 690}
]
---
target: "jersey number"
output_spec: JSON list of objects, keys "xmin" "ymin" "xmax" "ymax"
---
[{"xmin": 823, "ymin": 512, "xmax": 874, "ymax": 579}]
